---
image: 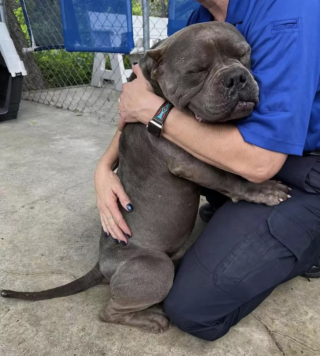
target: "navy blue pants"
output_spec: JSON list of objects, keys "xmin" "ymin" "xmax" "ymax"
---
[{"xmin": 163, "ymin": 156, "xmax": 320, "ymax": 341}]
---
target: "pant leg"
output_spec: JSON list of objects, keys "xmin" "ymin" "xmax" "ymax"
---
[{"xmin": 164, "ymin": 185, "xmax": 320, "ymax": 341}]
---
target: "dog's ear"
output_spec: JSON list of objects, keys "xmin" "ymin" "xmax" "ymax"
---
[
  {"xmin": 145, "ymin": 47, "xmax": 166, "ymax": 81},
  {"xmin": 139, "ymin": 42, "xmax": 167, "ymax": 98},
  {"xmin": 146, "ymin": 48, "xmax": 163, "ymax": 62}
]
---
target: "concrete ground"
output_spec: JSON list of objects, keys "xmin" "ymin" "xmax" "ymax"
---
[{"xmin": 1, "ymin": 100, "xmax": 320, "ymax": 356}]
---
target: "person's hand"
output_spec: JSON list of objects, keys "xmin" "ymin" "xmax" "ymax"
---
[
  {"xmin": 118, "ymin": 64, "xmax": 165, "ymax": 131},
  {"xmin": 94, "ymin": 160, "xmax": 133, "ymax": 245}
]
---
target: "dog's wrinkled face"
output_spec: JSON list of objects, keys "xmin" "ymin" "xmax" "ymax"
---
[{"xmin": 144, "ymin": 22, "xmax": 259, "ymax": 123}]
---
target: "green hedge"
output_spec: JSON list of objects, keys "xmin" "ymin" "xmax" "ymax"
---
[{"xmin": 32, "ymin": 51, "xmax": 132, "ymax": 88}]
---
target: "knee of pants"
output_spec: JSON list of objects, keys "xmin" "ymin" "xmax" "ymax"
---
[
  {"xmin": 163, "ymin": 293, "xmax": 198, "ymax": 334},
  {"xmin": 163, "ymin": 291, "xmax": 231, "ymax": 342}
]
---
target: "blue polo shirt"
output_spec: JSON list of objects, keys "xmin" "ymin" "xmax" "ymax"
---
[{"xmin": 187, "ymin": 0, "xmax": 320, "ymax": 155}]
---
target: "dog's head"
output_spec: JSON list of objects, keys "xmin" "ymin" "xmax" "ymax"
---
[{"xmin": 140, "ymin": 22, "xmax": 259, "ymax": 123}]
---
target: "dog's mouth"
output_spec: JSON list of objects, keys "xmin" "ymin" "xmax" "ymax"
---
[
  {"xmin": 232, "ymin": 101, "xmax": 255, "ymax": 116},
  {"xmin": 194, "ymin": 114, "xmax": 203, "ymax": 123},
  {"xmin": 192, "ymin": 101, "xmax": 256, "ymax": 123}
]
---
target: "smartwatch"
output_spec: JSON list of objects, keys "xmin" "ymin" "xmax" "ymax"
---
[{"xmin": 147, "ymin": 101, "xmax": 174, "ymax": 138}]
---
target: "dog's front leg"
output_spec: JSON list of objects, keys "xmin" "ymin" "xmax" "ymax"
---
[{"xmin": 166, "ymin": 156, "xmax": 291, "ymax": 206}]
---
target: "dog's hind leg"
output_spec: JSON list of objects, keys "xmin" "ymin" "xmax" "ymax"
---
[{"xmin": 99, "ymin": 253, "xmax": 174, "ymax": 333}]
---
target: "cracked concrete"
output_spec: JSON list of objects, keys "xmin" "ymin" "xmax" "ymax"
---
[
  {"xmin": 251, "ymin": 314, "xmax": 286, "ymax": 356},
  {"xmin": 1, "ymin": 100, "xmax": 320, "ymax": 356}
]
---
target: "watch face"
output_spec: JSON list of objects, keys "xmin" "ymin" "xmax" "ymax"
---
[{"xmin": 147, "ymin": 119, "xmax": 162, "ymax": 137}]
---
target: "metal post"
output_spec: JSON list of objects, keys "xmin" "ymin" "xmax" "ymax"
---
[
  {"xmin": 160, "ymin": 0, "xmax": 166, "ymax": 17},
  {"xmin": 142, "ymin": 0, "xmax": 150, "ymax": 53},
  {"xmin": 0, "ymin": 0, "xmax": 8, "ymax": 25}
]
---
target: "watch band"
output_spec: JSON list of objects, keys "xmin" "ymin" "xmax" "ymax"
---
[{"xmin": 147, "ymin": 101, "xmax": 174, "ymax": 138}]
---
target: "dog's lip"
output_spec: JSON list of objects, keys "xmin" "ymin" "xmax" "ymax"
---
[
  {"xmin": 232, "ymin": 101, "xmax": 255, "ymax": 114},
  {"xmin": 191, "ymin": 100, "xmax": 255, "ymax": 122},
  {"xmin": 189, "ymin": 108, "xmax": 204, "ymax": 123},
  {"xmin": 194, "ymin": 114, "xmax": 203, "ymax": 122}
]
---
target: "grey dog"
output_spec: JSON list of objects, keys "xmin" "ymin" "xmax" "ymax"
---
[{"xmin": 1, "ymin": 23, "xmax": 290, "ymax": 333}]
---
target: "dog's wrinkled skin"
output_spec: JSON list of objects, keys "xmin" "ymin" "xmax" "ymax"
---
[
  {"xmin": 140, "ymin": 22, "xmax": 259, "ymax": 122},
  {"xmin": 1, "ymin": 23, "xmax": 290, "ymax": 333}
]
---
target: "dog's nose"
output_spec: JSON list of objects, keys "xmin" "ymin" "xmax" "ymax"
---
[{"xmin": 223, "ymin": 69, "xmax": 247, "ymax": 91}]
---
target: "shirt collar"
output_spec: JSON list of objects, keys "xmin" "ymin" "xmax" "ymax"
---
[{"xmin": 225, "ymin": 0, "xmax": 251, "ymax": 25}]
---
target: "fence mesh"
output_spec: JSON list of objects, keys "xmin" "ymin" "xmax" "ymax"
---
[{"xmin": 15, "ymin": 0, "xmax": 168, "ymax": 122}]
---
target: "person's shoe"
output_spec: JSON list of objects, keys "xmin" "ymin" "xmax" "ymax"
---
[
  {"xmin": 199, "ymin": 203, "xmax": 216, "ymax": 223},
  {"xmin": 302, "ymin": 258, "xmax": 320, "ymax": 278}
]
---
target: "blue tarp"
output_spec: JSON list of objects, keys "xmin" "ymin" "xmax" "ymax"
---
[
  {"xmin": 21, "ymin": 0, "xmax": 195, "ymax": 53},
  {"xmin": 168, "ymin": 0, "xmax": 200, "ymax": 36},
  {"xmin": 59, "ymin": 0, "xmax": 135, "ymax": 53}
]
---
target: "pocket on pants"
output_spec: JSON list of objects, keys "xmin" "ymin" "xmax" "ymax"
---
[
  {"xmin": 214, "ymin": 232, "xmax": 269, "ymax": 293},
  {"xmin": 267, "ymin": 208, "xmax": 314, "ymax": 261}
]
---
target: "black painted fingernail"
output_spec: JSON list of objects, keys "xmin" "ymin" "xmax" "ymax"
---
[
  {"xmin": 114, "ymin": 239, "xmax": 120, "ymax": 244},
  {"xmin": 104, "ymin": 231, "xmax": 109, "ymax": 238},
  {"xmin": 121, "ymin": 241, "xmax": 127, "ymax": 246},
  {"xmin": 125, "ymin": 233, "xmax": 132, "ymax": 239},
  {"xmin": 133, "ymin": 62, "xmax": 138, "ymax": 65},
  {"xmin": 126, "ymin": 204, "xmax": 134, "ymax": 212}
]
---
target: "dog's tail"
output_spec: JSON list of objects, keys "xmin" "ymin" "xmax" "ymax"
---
[{"xmin": 1, "ymin": 262, "xmax": 103, "ymax": 301}]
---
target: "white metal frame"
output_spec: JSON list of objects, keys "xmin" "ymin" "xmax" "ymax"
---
[
  {"xmin": 90, "ymin": 16, "xmax": 168, "ymax": 91},
  {"xmin": 91, "ymin": 53, "xmax": 132, "ymax": 91}
]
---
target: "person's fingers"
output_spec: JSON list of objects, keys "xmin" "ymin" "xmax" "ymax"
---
[
  {"xmin": 118, "ymin": 95, "xmax": 128, "ymax": 131},
  {"xmin": 115, "ymin": 184, "xmax": 133, "ymax": 213},
  {"xmin": 107, "ymin": 218, "xmax": 128, "ymax": 245},
  {"xmin": 111, "ymin": 211, "xmax": 132, "ymax": 238},
  {"xmin": 102, "ymin": 203, "xmax": 130, "ymax": 244},
  {"xmin": 108, "ymin": 200, "xmax": 132, "ymax": 236},
  {"xmin": 132, "ymin": 63, "xmax": 143, "ymax": 77},
  {"xmin": 100, "ymin": 213, "xmax": 110, "ymax": 237}
]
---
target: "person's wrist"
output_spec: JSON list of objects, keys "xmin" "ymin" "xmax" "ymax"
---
[
  {"xmin": 97, "ymin": 155, "xmax": 115, "ymax": 173},
  {"xmin": 105, "ymin": 160, "xmax": 117, "ymax": 171},
  {"xmin": 140, "ymin": 94, "xmax": 165, "ymax": 125}
]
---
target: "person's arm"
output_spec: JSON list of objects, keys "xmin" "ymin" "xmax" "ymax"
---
[
  {"xmin": 162, "ymin": 110, "xmax": 287, "ymax": 183},
  {"xmin": 94, "ymin": 130, "xmax": 133, "ymax": 244},
  {"xmin": 119, "ymin": 67, "xmax": 287, "ymax": 184},
  {"xmin": 96, "ymin": 130, "xmax": 121, "ymax": 171},
  {"xmin": 120, "ymin": 0, "xmax": 320, "ymax": 181}
]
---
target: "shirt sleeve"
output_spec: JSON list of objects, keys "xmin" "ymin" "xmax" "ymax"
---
[{"xmin": 236, "ymin": 1, "xmax": 320, "ymax": 155}]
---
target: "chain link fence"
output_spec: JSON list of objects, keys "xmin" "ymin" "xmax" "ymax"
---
[{"xmin": 12, "ymin": 0, "xmax": 168, "ymax": 122}]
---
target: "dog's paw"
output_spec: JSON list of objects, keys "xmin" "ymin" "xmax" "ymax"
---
[
  {"xmin": 99, "ymin": 308, "xmax": 170, "ymax": 334},
  {"xmin": 233, "ymin": 180, "xmax": 291, "ymax": 206},
  {"xmin": 141, "ymin": 313, "xmax": 170, "ymax": 334}
]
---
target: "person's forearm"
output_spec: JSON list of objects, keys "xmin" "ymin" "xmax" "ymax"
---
[
  {"xmin": 118, "ymin": 77, "xmax": 287, "ymax": 183},
  {"xmin": 162, "ymin": 109, "xmax": 248, "ymax": 172},
  {"xmin": 161, "ymin": 109, "xmax": 287, "ymax": 183},
  {"xmin": 98, "ymin": 130, "xmax": 121, "ymax": 170}
]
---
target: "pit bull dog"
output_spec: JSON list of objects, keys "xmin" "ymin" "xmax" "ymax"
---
[{"xmin": 1, "ymin": 23, "xmax": 290, "ymax": 333}]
